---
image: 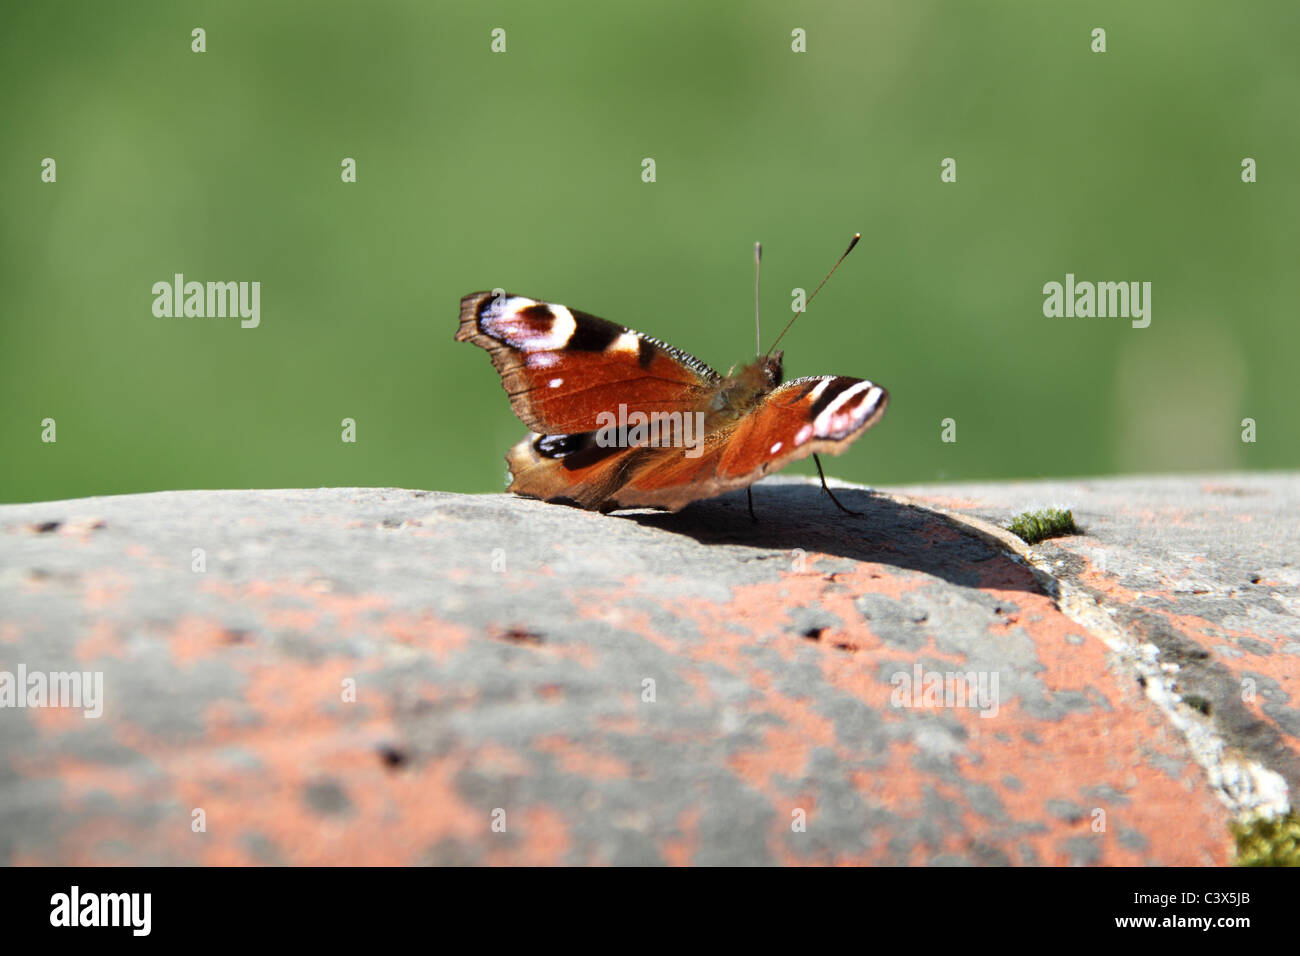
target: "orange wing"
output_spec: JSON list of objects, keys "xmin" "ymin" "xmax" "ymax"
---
[{"xmin": 456, "ymin": 292, "xmax": 719, "ymax": 435}]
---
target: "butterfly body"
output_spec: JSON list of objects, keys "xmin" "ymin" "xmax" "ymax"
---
[
  {"xmin": 457, "ymin": 290, "xmax": 888, "ymax": 513},
  {"xmin": 711, "ymin": 354, "xmax": 782, "ymax": 417}
]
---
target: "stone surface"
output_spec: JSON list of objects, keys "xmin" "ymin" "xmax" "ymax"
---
[{"xmin": 0, "ymin": 475, "xmax": 1296, "ymax": 865}]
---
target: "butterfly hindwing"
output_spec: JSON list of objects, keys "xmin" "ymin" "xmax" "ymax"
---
[
  {"xmin": 505, "ymin": 431, "xmax": 649, "ymax": 511},
  {"xmin": 457, "ymin": 292, "xmax": 719, "ymax": 435}
]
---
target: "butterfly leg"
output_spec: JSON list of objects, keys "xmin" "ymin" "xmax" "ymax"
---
[
  {"xmin": 814, "ymin": 453, "xmax": 861, "ymax": 516},
  {"xmin": 747, "ymin": 486, "xmax": 758, "ymax": 522}
]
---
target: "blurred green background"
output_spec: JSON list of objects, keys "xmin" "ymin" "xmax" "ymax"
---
[{"xmin": 3, "ymin": 1, "xmax": 1297, "ymax": 504}]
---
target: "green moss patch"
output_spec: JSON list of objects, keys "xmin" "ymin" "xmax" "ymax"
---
[
  {"xmin": 1008, "ymin": 508, "xmax": 1078, "ymax": 545},
  {"xmin": 1233, "ymin": 811, "xmax": 1300, "ymax": 866}
]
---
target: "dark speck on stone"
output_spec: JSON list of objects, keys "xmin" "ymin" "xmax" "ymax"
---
[{"xmin": 303, "ymin": 779, "xmax": 352, "ymax": 816}]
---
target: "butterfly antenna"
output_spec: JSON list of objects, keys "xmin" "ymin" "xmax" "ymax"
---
[
  {"xmin": 753, "ymin": 241, "xmax": 763, "ymax": 356},
  {"xmin": 764, "ymin": 232, "xmax": 860, "ymax": 358}
]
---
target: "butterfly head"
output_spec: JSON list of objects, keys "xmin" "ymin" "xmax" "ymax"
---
[
  {"xmin": 763, "ymin": 351, "xmax": 784, "ymax": 388},
  {"xmin": 716, "ymin": 350, "xmax": 784, "ymax": 416}
]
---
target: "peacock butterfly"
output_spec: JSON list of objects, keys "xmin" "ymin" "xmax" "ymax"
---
[{"xmin": 455, "ymin": 235, "xmax": 889, "ymax": 514}]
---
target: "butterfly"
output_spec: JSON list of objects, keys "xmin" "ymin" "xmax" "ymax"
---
[{"xmin": 455, "ymin": 235, "xmax": 889, "ymax": 515}]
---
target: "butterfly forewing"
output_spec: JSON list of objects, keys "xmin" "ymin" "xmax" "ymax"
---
[
  {"xmin": 608, "ymin": 376, "xmax": 888, "ymax": 510},
  {"xmin": 457, "ymin": 292, "xmax": 718, "ymax": 435},
  {"xmin": 718, "ymin": 376, "xmax": 887, "ymax": 478}
]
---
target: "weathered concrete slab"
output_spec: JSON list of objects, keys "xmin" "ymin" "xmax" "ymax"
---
[{"xmin": 1, "ymin": 476, "xmax": 1294, "ymax": 865}]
